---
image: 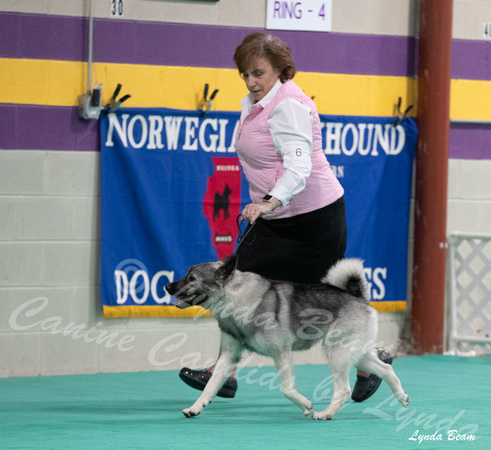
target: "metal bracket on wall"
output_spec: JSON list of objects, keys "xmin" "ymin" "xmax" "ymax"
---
[
  {"xmin": 103, "ymin": 84, "xmax": 131, "ymax": 114},
  {"xmin": 198, "ymin": 84, "xmax": 219, "ymax": 117},
  {"xmin": 393, "ymin": 97, "xmax": 414, "ymax": 127}
]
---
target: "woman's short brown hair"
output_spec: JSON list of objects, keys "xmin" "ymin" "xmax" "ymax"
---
[{"xmin": 233, "ymin": 33, "xmax": 296, "ymax": 83}]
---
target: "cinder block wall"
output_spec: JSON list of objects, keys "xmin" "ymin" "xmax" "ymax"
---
[
  {"xmin": 1, "ymin": 0, "xmax": 490, "ymax": 377},
  {"xmin": 447, "ymin": 160, "xmax": 491, "ymax": 232}
]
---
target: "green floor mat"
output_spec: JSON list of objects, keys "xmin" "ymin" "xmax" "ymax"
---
[{"xmin": 0, "ymin": 355, "xmax": 489, "ymax": 449}]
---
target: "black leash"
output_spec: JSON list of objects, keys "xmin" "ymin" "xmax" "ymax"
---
[{"xmin": 236, "ymin": 214, "xmax": 256, "ymax": 248}]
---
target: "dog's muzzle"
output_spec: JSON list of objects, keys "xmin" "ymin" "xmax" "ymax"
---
[
  {"xmin": 174, "ymin": 293, "xmax": 208, "ymax": 309},
  {"xmin": 165, "ymin": 282, "xmax": 207, "ymax": 309}
]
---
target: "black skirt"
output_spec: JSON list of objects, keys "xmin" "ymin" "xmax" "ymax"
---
[{"xmin": 236, "ymin": 197, "xmax": 347, "ymax": 284}]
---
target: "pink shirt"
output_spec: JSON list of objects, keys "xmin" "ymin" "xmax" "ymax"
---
[{"xmin": 235, "ymin": 79, "xmax": 344, "ymax": 220}]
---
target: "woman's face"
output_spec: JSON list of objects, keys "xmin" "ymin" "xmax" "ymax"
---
[{"xmin": 241, "ymin": 57, "xmax": 280, "ymax": 102}]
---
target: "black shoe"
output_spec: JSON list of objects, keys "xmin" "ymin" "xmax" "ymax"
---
[
  {"xmin": 351, "ymin": 348, "xmax": 394, "ymax": 402},
  {"xmin": 179, "ymin": 368, "xmax": 237, "ymax": 399}
]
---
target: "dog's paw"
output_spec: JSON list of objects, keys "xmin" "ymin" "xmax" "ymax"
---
[
  {"xmin": 182, "ymin": 407, "xmax": 200, "ymax": 418},
  {"xmin": 399, "ymin": 392, "xmax": 410, "ymax": 408},
  {"xmin": 312, "ymin": 411, "xmax": 333, "ymax": 421},
  {"xmin": 303, "ymin": 403, "xmax": 314, "ymax": 417}
]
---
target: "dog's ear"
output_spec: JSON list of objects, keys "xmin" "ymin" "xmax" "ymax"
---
[{"xmin": 215, "ymin": 253, "xmax": 238, "ymax": 285}]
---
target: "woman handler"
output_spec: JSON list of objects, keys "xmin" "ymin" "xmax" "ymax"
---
[{"xmin": 179, "ymin": 33, "xmax": 391, "ymax": 402}]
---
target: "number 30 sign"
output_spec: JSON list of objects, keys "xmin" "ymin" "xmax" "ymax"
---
[{"xmin": 110, "ymin": 0, "xmax": 124, "ymax": 18}]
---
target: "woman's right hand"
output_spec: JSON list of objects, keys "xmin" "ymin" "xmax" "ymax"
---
[{"xmin": 241, "ymin": 201, "xmax": 274, "ymax": 224}]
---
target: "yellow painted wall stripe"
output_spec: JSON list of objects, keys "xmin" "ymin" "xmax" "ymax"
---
[
  {"xmin": 102, "ymin": 302, "xmax": 403, "ymax": 317},
  {"xmin": 450, "ymin": 78, "xmax": 491, "ymax": 121},
  {"xmin": 103, "ymin": 305, "xmax": 212, "ymax": 318},
  {"xmin": 102, "ymin": 302, "xmax": 404, "ymax": 318},
  {"xmin": 2, "ymin": 58, "xmax": 490, "ymax": 120},
  {"xmin": 0, "ymin": 58, "xmax": 415, "ymax": 116},
  {"xmin": 370, "ymin": 301, "xmax": 407, "ymax": 313}
]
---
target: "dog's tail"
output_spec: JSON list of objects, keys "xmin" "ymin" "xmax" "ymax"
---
[{"xmin": 322, "ymin": 258, "xmax": 370, "ymax": 301}]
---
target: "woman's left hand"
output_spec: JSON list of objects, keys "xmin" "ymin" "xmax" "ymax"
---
[{"xmin": 241, "ymin": 201, "xmax": 274, "ymax": 224}]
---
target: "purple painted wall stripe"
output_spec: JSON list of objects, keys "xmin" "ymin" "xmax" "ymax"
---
[
  {"xmin": 0, "ymin": 12, "xmax": 413, "ymax": 77},
  {"xmin": 93, "ymin": 21, "xmax": 418, "ymax": 77},
  {"xmin": 0, "ymin": 104, "xmax": 99, "ymax": 152},
  {"xmin": 449, "ymin": 123, "xmax": 491, "ymax": 160},
  {"xmin": 3, "ymin": 12, "xmax": 490, "ymax": 80},
  {"xmin": 451, "ymin": 40, "xmax": 491, "ymax": 81},
  {"xmin": 0, "ymin": 12, "xmax": 87, "ymax": 62},
  {"xmin": 0, "ymin": 104, "xmax": 489, "ymax": 159}
]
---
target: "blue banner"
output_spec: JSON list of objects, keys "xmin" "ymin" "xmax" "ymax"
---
[{"xmin": 100, "ymin": 108, "xmax": 417, "ymax": 316}]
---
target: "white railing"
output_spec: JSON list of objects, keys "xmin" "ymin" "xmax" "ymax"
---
[{"xmin": 447, "ymin": 232, "xmax": 491, "ymax": 356}]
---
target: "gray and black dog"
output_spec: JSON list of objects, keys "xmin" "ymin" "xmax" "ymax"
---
[{"xmin": 165, "ymin": 254, "xmax": 409, "ymax": 420}]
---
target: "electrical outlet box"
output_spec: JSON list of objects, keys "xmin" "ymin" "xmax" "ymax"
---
[{"xmin": 79, "ymin": 84, "xmax": 103, "ymax": 120}]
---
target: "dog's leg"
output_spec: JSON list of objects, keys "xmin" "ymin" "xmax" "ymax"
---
[
  {"xmin": 356, "ymin": 350, "xmax": 409, "ymax": 408},
  {"xmin": 313, "ymin": 345, "xmax": 352, "ymax": 420},
  {"xmin": 183, "ymin": 336, "xmax": 242, "ymax": 418},
  {"xmin": 273, "ymin": 352, "xmax": 313, "ymax": 416}
]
